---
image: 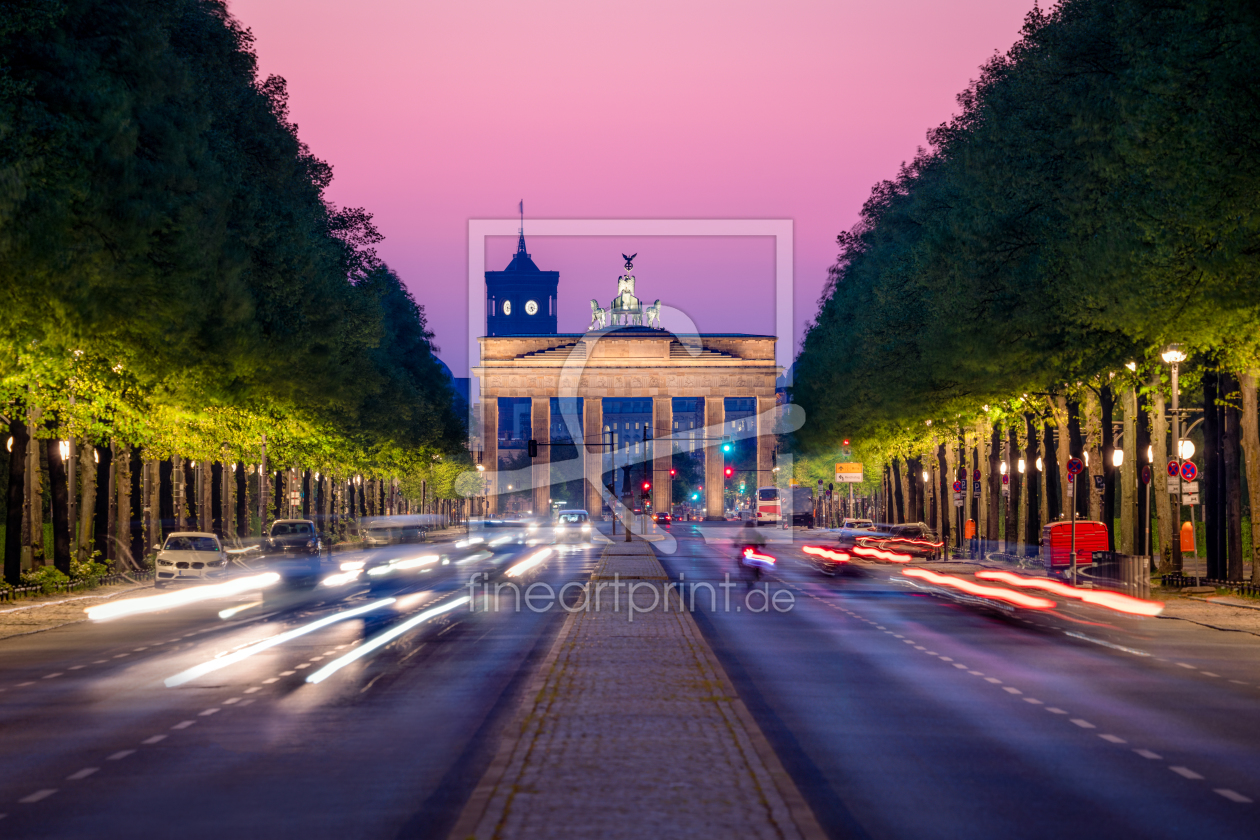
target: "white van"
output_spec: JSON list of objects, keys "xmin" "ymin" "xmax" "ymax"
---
[{"xmin": 756, "ymin": 487, "xmax": 781, "ymax": 525}]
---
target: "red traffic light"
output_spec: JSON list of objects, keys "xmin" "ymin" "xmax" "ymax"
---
[
  {"xmin": 669, "ymin": 468, "xmax": 676, "ymax": 477},
  {"xmin": 642, "ymin": 481, "xmax": 651, "ymax": 491},
  {"xmin": 842, "ymin": 439, "xmax": 850, "ymax": 446},
  {"xmin": 724, "ymin": 466, "xmax": 734, "ymax": 478}
]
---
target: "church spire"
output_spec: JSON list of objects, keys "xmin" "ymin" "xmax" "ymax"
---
[{"xmin": 517, "ymin": 199, "xmax": 527, "ymax": 255}]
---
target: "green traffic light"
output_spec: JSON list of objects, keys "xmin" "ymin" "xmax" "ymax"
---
[{"xmin": 722, "ymin": 443, "xmax": 732, "ymax": 453}]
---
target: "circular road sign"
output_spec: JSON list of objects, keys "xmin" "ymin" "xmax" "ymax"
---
[
  {"xmin": 1067, "ymin": 457, "xmax": 1084, "ymax": 475},
  {"xmin": 952, "ymin": 480, "xmax": 964, "ymax": 493},
  {"xmin": 1141, "ymin": 465, "xmax": 1152, "ymax": 485},
  {"xmin": 1167, "ymin": 460, "xmax": 1180, "ymax": 477},
  {"xmin": 973, "ymin": 469, "xmax": 981, "ymax": 481},
  {"xmin": 1180, "ymin": 461, "xmax": 1198, "ymax": 482}
]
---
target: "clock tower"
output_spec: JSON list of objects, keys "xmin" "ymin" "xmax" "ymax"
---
[{"xmin": 486, "ymin": 215, "xmax": 558, "ymax": 336}]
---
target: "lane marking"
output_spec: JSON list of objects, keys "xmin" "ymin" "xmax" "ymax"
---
[
  {"xmin": 107, "ymin": 750, "xmax": 135, "ymax": 761},
  {"xmin": 939, "ymin": 657, "xmax": 953, "ymax": 662},
  {"xmin": 1177, "ymin": 663, "xmax": 1196, "ymax": 669},
  {"xmin": 1070, "ymin": 719, "xmax": 1095, "ymax": 729},
  {"xmin": 262, "ymin": 678, "xmax": 278, "ymax": 684},
  {"xmin": 1046, "ymin": 708, "xmax": 1068, "ymax": 714},
  {"xmin": 1215, "ymin": 789, "xmax": 1252, "ymax": 803},
  {"xmin": 66, "ymin": 768, "xmax": 99, "ymax": 780},
  {"xmin": 43, "ymin": 673, "xmax": 63, "ymax": 679},
  {"xmin": 19, "ymin": 789, "xmax": 57, "ymax": 803},
  {"xmin": 223, "ymin": 697, "xmax": 241, "ymax": 705},
  {"xmin": 16, "ymin": 681, "xmax": 34, "ymax": 687},
  {"xmin": 295, "ymin": 664, "xmax": 311, "ymax": 669},
  {"xmin": 1023, "ymin": 698, "xmax": 1044, "ymax": 704},
  {"xmin": 133, "ymin": 647, "xmax": 148, "ymax": 652},
  {"xmin": 968, "ymin": 671, "xmax": 984, "ymax": 676},
  {"xmin": 113, "ymin": 654, "xmax": 128, "ymax": 658},
  {"xmin": 244, "ymin": 687, "xmax": 261, "ymax": 694},
  {"xmin": 1229, "ymin": 680, "xmax": 1248, "ymax": 685},
  {"xmin": 1200, "ymin": 672, "xmax": 1219, "ymax": 678},
  {"xmin": 1099, "ymin": 734, "xmax": 1127, "ymax": 744},
  {"xmin": 1170, "ymin": 766, "xmax": 1203, "ymax": 780},
  {"xmin": 92, "ymin": 660, "xmax": 107, "ymax": 664},
  {"xmin": 142, "ymin": 735, "xmax": 166, "ymax": 745},
  {"xmin": 171, "ymin": 720, "xmax": 195, "ymax": 730},
  {"xmin": 1002, "ymin": 687, "xmax": 1022, "ymax": 695},
  {"xmin": 984, "ymin": 677, "xmax": 1002, "ymax": 684},
  {"xmin": 278, "ymin": 670, "xmax": 296, "ymax": 676},
  {"xmin": 1134, "ymin": 749, "xmax": 1161, "ymax": 759},
  {"xmin": 68, "ymin": 666, "xmax": 84, "ymax": 670},
  {"xmin": 199, "ymin": 708, "xmax": 219, "ymax": 716}
]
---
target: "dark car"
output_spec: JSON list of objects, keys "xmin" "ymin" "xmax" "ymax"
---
[
  {"xmin": 265, "ymin": 519, "xmax": 322, "ymax": 585},
  {"xmin": 877, "ymin": 522, "xmax": 944, "ymax": 560},
  {"xmin": 834, "ymin": 522, "xmax": 887, "ymax": 551},
  {"xmin": 652, "ymin": 512, "xmax": 671, "ymax": 526}
]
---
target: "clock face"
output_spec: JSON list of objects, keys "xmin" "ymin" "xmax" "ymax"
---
[
  {"xmin": 525, "ymin": 300, "xmax": 538, "ymax": 315},
  {"xmin": 502, "ymin": 300, "xmax": 511, "ymax": 315}
]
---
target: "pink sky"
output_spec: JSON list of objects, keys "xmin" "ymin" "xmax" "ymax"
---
[{"xmin": 228, "ymin": 0, "xmax": 1036, "ymax": 374}]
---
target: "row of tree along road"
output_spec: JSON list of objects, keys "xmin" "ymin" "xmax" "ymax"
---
[
  {"xmin": 791, "ymin": 0, "xmax": 1260, "ymax": 580},
  {"xmin": 0, "ymin": 1, "xmax": 469, "ymax": 587}
]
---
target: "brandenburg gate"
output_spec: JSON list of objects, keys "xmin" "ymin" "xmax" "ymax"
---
[{"xmin": 473, "ymin": 256, "xmax": 779, "ymax": 520}]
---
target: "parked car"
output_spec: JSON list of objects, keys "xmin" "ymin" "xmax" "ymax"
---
[
  {"xmin": 154, "ymin": 532, "xmax": 229, "ymax": 587},
  {"xmin": 652, "ymin": 512, "xmax": 672, "ymax": 526},
  {"xmin": 264, "ymin": 519, "xmax": 322, "ymax": 586}
]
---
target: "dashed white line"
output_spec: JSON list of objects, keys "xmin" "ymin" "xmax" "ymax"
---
[
  {"xmin": 66, "ymin": 768, "xmax": 99, "ymax": 780},
  {"xmin": 16, "ymin": 681, "xmax": 34, "ymax": 687},
  {"xmin": 1099, "ymin": 734, "xmax": 1127, "ymax": 744},
  {"xmin": 223, "ymin": 697, "xmax": 241, "ymax": 705},
  {"xmin": 1070, "ymin": 719, "xmax": 1096, "ymax": 729},
  {"xmin": 1023, "ymin": 698, "xmax": 1044, "ymax": 705},
  {"xmin": 142, "ymin": 735, "xmax": 167, "ymax": 745},
  {"xmin": 1046, "ymin": 708, "xmax": 1069, "ymax": 714},
  {"xmin": 199, "ymin": 708, "xmax": 219, "ymax": 717},
  {"xmin": 953, "ymin": 664, "xmax": 968, "ymax": 669},
  {"xmin": 1176, "ymin": 662, "xmax": 1196, "ymax": 670},
  {"xmin": 1170, "ymin": 766, "xmax": 1203, "ymax": 780},
  {"xmin": 1229, "ymin": 680, "xmax": 1248, "ymax": 685},
  {"xmin": 43, "ymin": 673, "xmax": 63, "ymax": 679},
  {"xmin": 1134, "ymin": 749, "xmax": 1162, "ymax": 759},
  {"xmin": 939, "ymin": 657, "xmax": 953, "ymax": 662},
  {"xmin": 278, "ymin": 670, "xmax": 296, "ymax": 676},
  {"xmin": 244, "ymin": 687, "xmax": 261, "ymax": 694},
  {"xmin": 113, "ymin": 654, "xmax": 128, "ymax": 658},
  {"xmin": 1200, "ymin": 672, "xmax": 1219, "ymax": 678},
  {"xmin": 171, "ymin": 720, "xmax": 196, "ymax": 730},
  {"xmin": 261, "ymin": 678, "xmax": 278, "ymax": 684},
  {"xmin": 68, "ymin": 665, "xmax": 84, "ymax": 671},
  {"xmin": 18, "ymin": 789, "xmax": 57, "ymax": 804},
  {"xmin": 1002, "ymin": 687, "xmax": 1022, "ymax": 695},
  {"xmin": 133, "ymin": 647, "xmax": 148, "ymax": 652},
  {"xmin": 1215, "ymin": 789, "xmax": 1252, "ymax": 803},
  {"xmin": 984, "ymin": 677, "xmax": 1003, "ymax": 684},
  {"xmin": 295, "ymin": 664, "xmax": 311, "ymax": 669},
  {"xmin": 107, "ymin": 750, "xmax": 135, "ymax": 761}
]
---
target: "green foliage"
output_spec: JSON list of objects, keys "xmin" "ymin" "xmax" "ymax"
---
[
  {"xmin": 793, "ymin": 0, "xmax": 1260, "ymax": 457},
  {"xmin": 0, "ymin": 0, "xmax": 467, "ymax": 498},
  {"xmin": 21, "ymin": 564, "xmax": 69, "ymax": 593}
]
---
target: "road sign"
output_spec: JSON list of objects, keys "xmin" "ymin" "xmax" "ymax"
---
[
  {"xmin": 1067, "ymin": 457, "xmax": 1084, "ymax": 476},
  {"xmin": 953, "ymin": 492, "xmax": 963, "ymax": 501},
  {"xmin": 835, "ymin": 463, "xmax": 863, "ymax": 483},
  {"xmin": 1184, "ymin": 493, "xmax": 1200, "ymax": 505},
  {"xmin": 1066, "ymin": 472, "xmax": 1074, "ymax": 483},
  {"xmin": 1140, "ymin": 465, "xmax": 1152, "ymax": 485},
  {"xmin": 1167, "ymin": 460, "xmax": 1180, "ymax": 477},
  {"xmin": 973, "ymin": 469, "xmax": 981, "ymax": 481},
  {"xmin": 1002, "ymin": 474, "xmax": 1009, "ymax": 485},
  {"xmin": 952, "ymin": 480, "xmax": 964, "ymax": 493},
  {"xmin": 1181, "ymin": 481, "xmax": 1199, "ymax": 494},
  {"xmin": 1180, "ymin": 461, "xmax": 1198, "ymax": 481},
  {"xmin": 1093, "ymin": 475, "xmax": 1105, "ymax": 489},
  {"xmin": 954, "ymin": 499, "xmax": 964, "ymax": 508},
  {"xmin": 972, "ymin": 481, "xmax": 981, "ymax": 492},
  {"xmin": 1167, "ymin": 478, "xmax": 1180, "ymax": 493}
]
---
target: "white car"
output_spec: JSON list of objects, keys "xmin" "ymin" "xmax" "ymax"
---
[
  {"xmin": 553, "ymin": 510, "xmax": 592, "ymax": 541},
  {"xmin": 154, "ymin": 532, "xmax": 229, "ymax": 587}
]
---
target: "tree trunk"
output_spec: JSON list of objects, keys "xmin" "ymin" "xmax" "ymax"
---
[
  {"xmin": 1223, "ymin": 374, "xmax": 1243, "ymax": 580},
  {"xmin": 1204, "ymin": 371, "xmax": 1223, "ymax": 579},
  {"xmin": 4, "ymin": 414, "xmax": 28, "ymax": 584},
  {"xmin": 1053, "ymin": 396, "xmax": 1071, "ymax": 521},
  {"xmin": 94, "ymin": 443, "xmax": 113, "ymax": 563},
  {"xmin": 1039, "ymin": 418, "xmax": 1053, "ymax": 524},
  {"xmin": 115, "ymin": 443, "xmax": 132, "ymax": 566},
  {"xmin": 937, "ymin": 443, "xmax": 951, "ymax": 548},
  {"xmin": 1240, "ymin": 372, "xmax": 1260, "ymax": 581},
  {"xmin": 1134, "ymin": 388, "xmax": 1152, "ymax": 557},
  {"xmin": 1120, "ymin": 387, "xmax": 1138, "ymax": 555},
  {"xmin": 1101, "ymin": 385, "xmax": 1117, "ymax": 550},
  {"xmin": 1149, "ymin": 379, "xmax": 1175, "ymax": 572},
  {"xmin": 25, "ymin": 408, "xmax": 44, "ymax": 566},
  {"xmin": 130, "ymin": 447, "xmax": 144, "ymax": 562},
  {"xmin": 77, "ymin": 443, "xmax": 96, "ymax": 563},
  {"xmin": 236, "ymin": 462, "xmax": 248, "ymax": 539},
  {"xmin": 892, "ymin": 459, "xmax": 905, "ymax": 523},
  {"xmin": 987, "ymin": 423, "xmax": 1000, "ymax": 545},
  {"xmin": 44, "ymin": 437, "xmax": 72, "ymax": 574},
  {"xmin": 1084, "ymin": 390, "xmax": 1102, "ymax": 522}
]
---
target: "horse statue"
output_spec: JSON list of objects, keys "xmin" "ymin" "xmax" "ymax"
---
[
  {"xmin": 588, "ymin": 298, "xmax": 607, "ymax": 330},
  {"xmin": 610, "ymin": 272, "xmax": 642, "ymax": 325},
  {"xmin": 645, "ymin": 299, "xmax": 661, "ymax": 329}
]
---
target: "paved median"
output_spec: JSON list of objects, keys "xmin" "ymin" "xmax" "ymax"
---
[{"xmin": 450, "ymin": 539, "xmax": 822, "ymax": 840}]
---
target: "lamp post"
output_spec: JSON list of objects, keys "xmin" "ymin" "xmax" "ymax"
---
[
  {"xmin": 473, "ymin": 464, "xmax": 485, "ymax": 536},
  {"xmin": 1162, "ymin": 344, "xmax": 1186, "ymax": 573}
]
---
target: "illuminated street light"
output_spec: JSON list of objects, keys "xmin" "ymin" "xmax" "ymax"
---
[
  {"xmin": 1035, "ymin": 457, "xmax": 1043, "ymax": 471},
  {"xmin": 922, "ymin": 470, "xmax": 930, "ymax": 482},
  {"xmin": 1161, "ymin": 345, "xmax": 1187, "ymax": 364},
  {"xmin": 1112, "ymin": 449, "xmax": 1124, "ymax": 467},
  {"xmin": 1017, "ymin": 458, "xmax": 1026, "ymax": 474},
  {"xmin": 999, "ymin": 461, "xmax": 1007, "ymax": 475},
  {"xmin": 1178, "ymin": 439, "xmax": 1195, "ymax": 460}
]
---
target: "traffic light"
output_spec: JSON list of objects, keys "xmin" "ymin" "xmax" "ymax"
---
[
  {"xmin": 669, "ymin": 468, "xmax": 676, "ymax": 477},
  {"xmin": 724, "ymin": 466, "xmax": 734, "ymax": 478},
  {"xmin": 721, "ymin": 434, "xmax": 732, "ymax": 453},
  {"xmin": 642, "ymin": 481, "xmax": 651, "ymax": 492},
  {"xmin": 528, "ymin": 439, "xmax": 538, "ymax": 457},
  {"xmin": 691, "ymin": 492, "xmax": 699, "ymax": 500},
  {"xmin": 739, "ymin": 482, "xmax": 745, "ymax": 492}
]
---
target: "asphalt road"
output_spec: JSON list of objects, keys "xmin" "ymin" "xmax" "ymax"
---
[
  {"xmin": 4, "ymin": 520, "xmax": 1260, "ymax": 839},
  {"xmin": 0, "ymin": 532, "xmax": 601, "ymax": 839},
  {"xmin": 657, "ymin": 521, "xmax": 1260, "ymax": 840}
]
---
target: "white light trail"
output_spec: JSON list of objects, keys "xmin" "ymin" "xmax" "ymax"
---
[
  {"xmin": 87, "ymin": 574, "xmax": 281, "ymax": 621},
  {"xmin": 504, "ymin": 548, "xmax": 552, "ymax": 578},
  {"xmin": 305, "ymin": 596, "xmax": 470, "ymax": 684},
  {"xmin": 164, "ymin": 598, "xmax": 395, "ymax": 687}
]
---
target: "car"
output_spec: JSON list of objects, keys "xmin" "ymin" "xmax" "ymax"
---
[
  {"xmin": 154, "ymin": 532, "xmax": 229, "ymax": 587},
  {"xmin": 554, "ymin": 509, "xmax": 592, "ymax": 541},
  {"xmin": 652, "ymin": 512, "xmax": 671, "ymax": 525},
  {"xmin": 878, "ymin": 523, "xmax": 944, "ymax": 560},
  {"xmin": 264, "ymin": 519, "xmax": 322, "ymax": 585},
  {"xmin": 834, "ymin": 522, "xmax": 886, "ymax": 551},
  {"xmin": 841, "ymin": 518, "xmax": 874, "ymax": 530}
]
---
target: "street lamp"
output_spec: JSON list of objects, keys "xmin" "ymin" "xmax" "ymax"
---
[
  {"xmin": 1112, "ymin": 449, "xmax": 1124, "ymax": 467},
  {"xmin": 1017, "ymin": 458, "xmax": 1026, "ymax": 474}
]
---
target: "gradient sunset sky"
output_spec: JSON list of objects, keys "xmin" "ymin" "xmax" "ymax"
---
[{"xmin": 228, "ymin": 0, "xmax": 1037, "ymax": 374}]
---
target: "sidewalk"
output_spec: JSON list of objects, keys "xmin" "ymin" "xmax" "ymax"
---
[{"xmin": 450, "ymin": 539, "xmax": 822, "ymax": 840}]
